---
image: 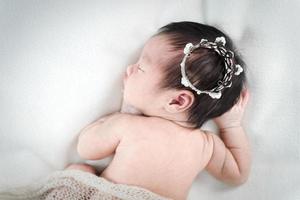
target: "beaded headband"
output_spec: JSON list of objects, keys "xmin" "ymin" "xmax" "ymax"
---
[{"xmin": 180, "ymin": 36, "xmax": 243, "ymax": 99}]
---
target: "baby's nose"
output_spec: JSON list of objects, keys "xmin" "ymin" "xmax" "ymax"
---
[
  {"xmin": 126, "ymin": 65, "xmax": 135, "ymax": 77},
  {"xmin": 124, "ymin": 65, "xmax": 134, "ymax": 82}
]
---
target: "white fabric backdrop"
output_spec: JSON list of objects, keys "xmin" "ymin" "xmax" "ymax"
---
[{"xmin": 0, "ymin": 0, "xmax": 299, "ymax": 199}]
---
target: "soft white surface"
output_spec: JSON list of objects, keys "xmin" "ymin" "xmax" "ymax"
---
[{"xmin": 0, "ymin": 0, "xmax": 299, "ymax": 199}]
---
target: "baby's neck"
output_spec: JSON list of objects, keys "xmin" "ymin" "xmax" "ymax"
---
[
  {"xmin": 120, "ymin": 101, "xmax": 196, "ymax": 129},
  {"xmin": 120, "ymin": 101, "xmax": 143, "ymax": 115}
]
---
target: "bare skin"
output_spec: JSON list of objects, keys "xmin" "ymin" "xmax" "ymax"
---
[{"xmin": 67, "ymin": 35, "xmax": 251, "ymax": 200}]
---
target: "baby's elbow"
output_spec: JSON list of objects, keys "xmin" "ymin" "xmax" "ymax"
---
[
  {"xmin": 232, "ymin": 176, "xmax": 248, "ymax": 186},
  {"xmin": 226, "ymin": 172, "xmax": 250, "ymax": 186},
  {"xmin": 77, "ymin": 137, "xmax": 87, "ymax": 159},
  {"xmin": 77, "ymin": 133, "xmax": 94, "ymax": 159},
  {"xmin": 225, "ymin": 162, "xmax": 251, "ymax": 186},
  {"xmin": 77, "ymin": 144, "xmax": 84, "ymax": 159}
]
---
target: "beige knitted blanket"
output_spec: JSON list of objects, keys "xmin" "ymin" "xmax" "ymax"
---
[{"xmin": 0, "ymin": 170, "xmax": 171, "ymax": 200}]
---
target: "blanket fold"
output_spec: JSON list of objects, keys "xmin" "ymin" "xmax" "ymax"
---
[{"xmin": 0, "ymin": 170, "xmax": 171, "ymax": 200}]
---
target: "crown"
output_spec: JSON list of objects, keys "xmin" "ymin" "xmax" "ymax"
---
[{"xmin": 180, "ymin": 36, "xmax": 243, "ymax": 99}]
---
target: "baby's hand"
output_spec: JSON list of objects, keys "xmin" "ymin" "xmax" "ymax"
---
[{"xmin": 213, "ymin": 88, "xmax": 250, "ymax": 129}]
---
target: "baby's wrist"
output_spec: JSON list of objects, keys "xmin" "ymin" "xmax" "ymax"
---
[
  {"xmin": 217, "ymin": 122, "xmax": 242, "ymax": 131},
  {"xmin": 219, "ymin": 124, "xmax": 243, "ymax": 132}
]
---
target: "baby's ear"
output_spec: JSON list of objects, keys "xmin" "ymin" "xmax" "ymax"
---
[{"xmin": 165, "ymin": 90, "xmax": 194, "ymax": 113}]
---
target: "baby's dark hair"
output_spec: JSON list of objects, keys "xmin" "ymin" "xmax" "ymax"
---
[{"xmin": 153, "ymin": 21, "xmax": 247, "ymax": 128}]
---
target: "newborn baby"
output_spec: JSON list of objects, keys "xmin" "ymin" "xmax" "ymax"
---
[{"xmin": 67, "ymin": 22, "xmax": 251, "ymax": 200}]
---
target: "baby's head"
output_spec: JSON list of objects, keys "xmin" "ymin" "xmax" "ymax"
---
[{"xmin": 123, "ymin": 21, "xmax": 246, "ymax": 128}]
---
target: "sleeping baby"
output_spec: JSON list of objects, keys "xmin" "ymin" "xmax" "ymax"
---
[{"xmin": 67, "ymin": 21, "xmax": 251, "ymax": 200}]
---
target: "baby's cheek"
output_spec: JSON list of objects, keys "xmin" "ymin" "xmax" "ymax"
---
[
  {"xmin": 125, "ymin": 75, "xmax": 148, "ymax": 96},
  {"xmin": 124, "ymin": 82, "xmax": 140, "ymax": 101}
]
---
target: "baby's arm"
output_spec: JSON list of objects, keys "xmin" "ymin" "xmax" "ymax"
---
[
  {"xmin": 205, "ymin": 89, "xmax": 251, "ymax": 185},
  {"xmin": 77, "ymin": 113, "xmax": 126, "ymax": 160}
]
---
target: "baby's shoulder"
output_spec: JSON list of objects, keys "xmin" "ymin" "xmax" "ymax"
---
[
  {"xmin": 120, "ymin": 114, "xmax": 170, "ymax": 128},
  {"xmin": 119, "ymin": 114, "xmax": 211, "ymax": 139},
  {"xmin": 119, "ymin": 115, "xmax": 176, "ymax": 136}
]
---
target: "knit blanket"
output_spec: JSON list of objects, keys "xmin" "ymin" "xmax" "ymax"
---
[{"xmin": 0, "ymin": 170, "xmax": 171, "ymax": 200}]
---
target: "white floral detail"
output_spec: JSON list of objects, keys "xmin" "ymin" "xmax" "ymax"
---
[
  {"xmin": 183, "ymin": 43, "xmax": 194, "ymax": 55},
  {"xmin": 181, "ymin": 77, "xmax": 189, "ymax": 87},
  {"xmin": 208, "ymin": 92, "xmax": 222, "ymax": 99},
  {"xmin": 215, "ymin": 36, "xmax": 226, "ymax": 46},
  {"xmin": 226, "ymin": 81, "xmax": 232, "ymax": 88},
  {"xmin": 234, "ymin": 64, "xmax": 243, "ymax": 75},
  {"xmin": 180, "ymin": 37, "xmax": 243, "ymax": 100}
]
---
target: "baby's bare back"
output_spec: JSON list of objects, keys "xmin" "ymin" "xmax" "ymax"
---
[{"xmin": 100, "ymin": 116, "xmax": 213, "ymax": 200}]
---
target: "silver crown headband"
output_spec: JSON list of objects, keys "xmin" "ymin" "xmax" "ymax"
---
[{"xmin": 180, "ymin": 36, "xmax": 243, "ymax": 99}]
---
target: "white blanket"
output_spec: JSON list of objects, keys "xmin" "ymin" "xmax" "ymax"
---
[{"xmin": 0, "ymin": 0, "xmax": 299, "ymax": 199}]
